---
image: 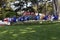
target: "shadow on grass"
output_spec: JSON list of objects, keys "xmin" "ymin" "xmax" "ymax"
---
[{"xmin": 0, "ymin": 23, "xmax": 60, "ymax": 40}]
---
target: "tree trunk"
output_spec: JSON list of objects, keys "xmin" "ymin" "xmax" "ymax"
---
[
  {"xmin": 57, "ymin": 0, "xmax": 60, "ymax": 20},
  {"xmin": 52, "ymin": 0, "xmax": 57, "ymax": 15}
]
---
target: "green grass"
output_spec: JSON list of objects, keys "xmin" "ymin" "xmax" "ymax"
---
[{"xmin": 0, "ymin": 23, "xmax": 60, "ymax": 40}]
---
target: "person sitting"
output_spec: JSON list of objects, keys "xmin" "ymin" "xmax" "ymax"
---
[
  {"xmin": 43, "ymin": 15, "xmax": 48, "ymax": 20},
  {"xmin": 18, "ymin": 16, "xmax": 24, "ymax": 21},
  {"xmin": 11, "ymin": 16, "xmax": 17, "ymax": 22},
  {"xmin": 53, "ymin": 15, "xmax": 58, "ymax": 20},
  {"xmin": 39, "ymin": 14, "xmax": 45, "ymax": 20},
  {"xmin": 24, "ymin": 16, "xmax": 30, "ymax": 21},
  {"xmin": 34, "ymin": 14, "xmax": 40, "ymax": 20}
]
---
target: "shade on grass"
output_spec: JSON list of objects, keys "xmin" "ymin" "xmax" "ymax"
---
[{"xmin": 0, "ymin": 23, "xmax": 60, "ymax": 40}]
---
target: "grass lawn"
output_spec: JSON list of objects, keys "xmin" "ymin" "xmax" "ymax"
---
[{"xmin": 0, "ymin": 23, "xmax": 60, "ymax": 40}]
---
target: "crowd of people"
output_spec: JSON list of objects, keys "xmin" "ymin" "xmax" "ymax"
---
[
  {"xmin": 3, "ymin": 12, "xmax": 58, "ymax": 23},
  {"xmin": 0, "ymin": 0, "xmax": 58, "ymax": 25},
  {"xmin": 0, "ymin": 11, "xmax": 58, "ymax": 26}
]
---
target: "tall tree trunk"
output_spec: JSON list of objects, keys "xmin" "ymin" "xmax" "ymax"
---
[
  {"xmin": 57, "ymin": 0, "xmax": 60, "ymax": 20},
  {"xmin": 52, "ymin": 0, "xmax": 57, "ymax": 15}
]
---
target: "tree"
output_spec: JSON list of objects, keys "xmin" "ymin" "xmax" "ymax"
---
[{"xmin": 57, "ymin": 0, "xmax": 60, "ymax": 19}]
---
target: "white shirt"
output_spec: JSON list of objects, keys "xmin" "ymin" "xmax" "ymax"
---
[{"xmin": 51, "ymin": 15, "xmax": 54, "ymax": 21}]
